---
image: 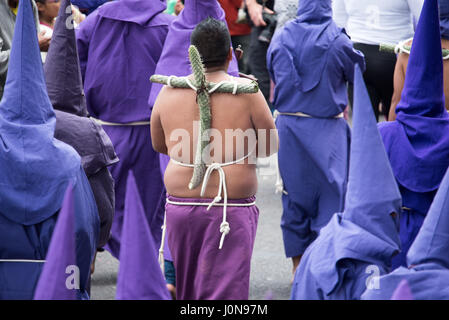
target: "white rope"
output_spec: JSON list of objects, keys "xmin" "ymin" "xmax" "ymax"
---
[
  {"xmin": 208, "ymin": 81, "xmax": 227, "ymax": 94},
  {"xmin": 158, "ymin": 211, "xmax": 167, "ymax": 277},
  {"xmin": 274, "ymin": 110, "xmax": 344, "ymax": 119},
  {"xmin": 198, "ymin": 163, "xmax": 229, "ymax": 249},
  {"xmin": 0, "ymin": 259, "xmax": 46, "ymax": 263},
  {"xmin": 169, "ymin": 145, "xmax": 256, "ymax": 249},
  {"xmin": 232, "ymin": 81, "xmax": 238, "ymax": 95},
  {"xmin": 90, "ymin": 117, "xmax": 150, "ymax": 126},
  {"xmin": 394, "ymin": 38, "xmax": 413, "ymax": 55},
  {"xmin": 167, "ymin": 75, "xmax": 175, "ymax": 88},
  {"xmin": 166, "ymin": 199, "xmax": 256, "ymax": 207},
  {"xmin": 184, "ymin": 77, "xmax": 198, "ymax": 91}
]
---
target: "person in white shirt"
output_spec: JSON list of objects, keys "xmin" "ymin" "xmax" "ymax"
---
[{"xmin": 333, "ymin": 0, "xmax": 424, "ymax": 120}]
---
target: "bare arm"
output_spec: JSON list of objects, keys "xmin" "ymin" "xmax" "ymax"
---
[
  {"xmin": 150, "ymin": 87, "xmax": 168, "ymax": 155},
  {"xmin": 250, "ymin": 90, "xmax": 279, "ymax": 158},
  {"xmin": 389, "ymin": 53, "xmax": 408, "ymax": 121}
]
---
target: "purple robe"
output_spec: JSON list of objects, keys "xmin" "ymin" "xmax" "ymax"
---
[
  {"xmin": 44, "ymin": 0, "xmax": 118, "ymax": 249},
  {"xmin": 363, "ymin": 119, "xmax": 449, "ymax": 300},
  {"xmin": 266, "ymin": 0, "xmax": 365, "ymax": 258},
  {"xmin": 116, "ymin": 171, "xmax": 171, "ymax": 300},
  {"xmin": 34, "ymin": 185, "xmax": 77, "ymax": 300},
  {"xmin": 380, "ymin": 0, "xmax": 449, "ymax": 269},
  {"xmin": 76, "ymin": 0, "xmax": 174, "ymax": 258},
  {"xmin": 291, "ymin": 64, "xmax": 401, "ymax": 300},
  {"xmin": 0, "ymin": 0, "xmax": 99, "ymax": 299},
  {"xmin": 166, "ymin": 196, "xmax": 259, "ymax": 300}
]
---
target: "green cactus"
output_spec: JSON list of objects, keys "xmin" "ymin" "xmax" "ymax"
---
[
  {"xmin": 150, "ymin": 45, "xmax": 259, "ymax": 190},
  {"xmin": 379, "ymin": 41, "xmax": 449, "ymax": 59}
]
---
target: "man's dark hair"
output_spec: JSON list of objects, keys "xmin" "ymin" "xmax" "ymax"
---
[{"xmin": 190, "ymin": 17, "xmax": 231, "ymax": 69}]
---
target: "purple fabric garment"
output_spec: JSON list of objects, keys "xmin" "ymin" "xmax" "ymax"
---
[
  {"xmin": 76, "ymin": 1, "xmax": 172, "ymax": 258},
  {"xmin": 407, "ymin": 165, "xmax": 449, "ymax": 269},
  {"xmin": 102, "ymin": 126, "xmax": 166, "ymax": 259},
  {"xmin": 34, "ymin": 184, "xmax": 77, "ymax": 300},
  {"xmin": 166, "ymin": 195, "xmax": 259, "ymax": 300},
  {"xmin": 44, "ymin": 0, "xmax": 118, "ymax": 248},
  {"xmin": 148, "ymin": 0, "xmax": 240, "ymax": 109},
  {"xmin": 44, "ymin": 0, "xmax": 87, "ymax": 117},
  {"xmin": 116, "ymin": 171, "xmax": 171, "ymax": 300},
  {"xmin": 267, "ymin": 0, "xmax": 365, "ymax": 117},
  {"xmin": 44, "ymin": 0, "xmax": 119, "ymax": 174},
  {"xmin": 53, "ymin": 111, "xmax": 118, "ymax": 176},
  {"xmin": 381, "ymin": 0, "xmax": 449, "ymax": 193},
  {"xmin": 439, "ymin": 0, "xmax": 449, "ymax": 40},
  {"xmin": 391, "ymin": 280, "xmax": 414, "ymax": 300},
  {"xmin": 76, "ymin": 2, "xmax": 174, "ymax": 123},
  {"xmin": 279, "ymin": 0, "xmax": 341, "ymax": 92},
  {"xmin": 291, "ymin": 65, "xmax": 401, "ymax": 300},
  {"xmin": 277, "ymin": 116, "xmax": 350, "ymax": 257},
  {"xmin": 99, "ymin": 0, "xmax": 166, "ymax": 26},
  {"xmin": 361, "ymin": 264, "xmax": 449, "ymax": 300},
  {"xmin": 0, "ymin": 0, "xmax": 81, "ymax": 226},
  {"xmin": 266, "ymin": 0, "xmax": 362, "ymax": 259}
]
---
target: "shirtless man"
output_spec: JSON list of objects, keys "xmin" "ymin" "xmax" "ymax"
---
[
  {"xmin": 151, "ymin": 17, "xmax": 278, "ymax": 300},
  {"xmin": 389, "ymin": 9, "xmax": 449, "ymax": 121}
]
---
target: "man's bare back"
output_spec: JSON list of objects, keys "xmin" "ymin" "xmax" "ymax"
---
[{"xmin": 151, "ymin": 71, "xmax": 278, "ymax": 199}]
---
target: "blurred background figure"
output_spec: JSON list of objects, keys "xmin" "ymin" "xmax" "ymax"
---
[
  {"xmin": 165, "ymin": 0, "xmax": 184, "ymax": 16},
  {"xmin": 35, "ymin": 0, "xmax": 60, "ymax": 35},
  {"xmin": 274, "ymin": 0, "xmax": 297, "ymax": 32},
  {"xmin": 333, "ymin": 0, "xmax": 424, "ymax": 121},
  {"xmin": 218, "ymin": 0, "xmax": 252, "ymax": 74},
  {"xmin": 35, "ymin": 0, "xmax": 86, "ymax": 61},
  {"xmin": 245, "ymin": 0, "xmax": 275, "ymax": 110}
]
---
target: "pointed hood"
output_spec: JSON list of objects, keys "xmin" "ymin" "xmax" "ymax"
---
[
  {"xmin": 407, "ymin": 166, "xmax": 449, "ymax": 268},
  {"xmin": 34, "ymin": 184, "xmax": 77, "ymax": 300},
  {"xmin": 148, "ymin": 0, "xmax": 239, "ymax": 108},
  {"xmin": 391, "ymin": 279, "xmax": 414, "ymax": 300},
  {"xmin": 99, "ymin": 0, "xmax": 167, "ymax": 26},
  {"xmin": 44, "ymin": 0, "xmax": 87, "ymax": 117},
  {"xmin": 295, "ymin": 65, "xmax": 402, "ymax": 297},
  {"xmin": 276, "ymin": 0, "xmax": 340, "ymax": 93},
  {"xmin": 297, "ymin": 0, "xmax": 333, "ymax": 23},
  {"xmin": 344, "ymin": 64, "xmax": 402, "ymax": 248},
  {"xmin": 397, "ymin": 0, "xmax": 445, "ymax": 118},
  {"xmin": 0, "ymin": 0, "xmax": 80, "ymax": 225},
  {"xmin": 116, "ymin": 171, "xmax": 171, "ymax": 300},
  {"xmin": 439, "ymin": 0, "xmax": 449, "ymax": 40},
  {"xmin": 382, "ymin": 0, "xmax": 449, "ymax": 194}
]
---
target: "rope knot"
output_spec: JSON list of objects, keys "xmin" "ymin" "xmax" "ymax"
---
[
  {"xmin": 220, "ymin": 222, "xmax": 230, "ymax": 235},
  {"xmin": 218, "ymin": 222, "xmax": 230, "ymax": 250}
]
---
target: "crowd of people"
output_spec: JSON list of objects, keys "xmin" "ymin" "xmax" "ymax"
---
[{"xmin": 1, "ymin": 0, "xmax": 449, "ymax": 301}]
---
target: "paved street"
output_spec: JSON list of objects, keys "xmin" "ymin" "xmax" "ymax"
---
[{"xmin": 90, "ymin": 154, "xmax": 292, "ymax": 300}]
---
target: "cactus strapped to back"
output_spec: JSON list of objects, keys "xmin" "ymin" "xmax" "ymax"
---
[
  {"xmin": 150, "ymin": 45, "xmax": 259, "ymax": 190},
  {"xmin": 379, "ymin": 38, "xmax": 449, "ymax": 59}
]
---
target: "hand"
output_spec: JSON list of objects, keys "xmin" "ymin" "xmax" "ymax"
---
[
  {"xmin": 246, "ymin": 0, "xmax": 274, "ymax": 27},
  {"xmin": 38, "ymin": 32, "xmax": 51, "ymax": 52},
  {"xmin": 72, "ymin": 5, "xmax": 86, "ymax": 25}
]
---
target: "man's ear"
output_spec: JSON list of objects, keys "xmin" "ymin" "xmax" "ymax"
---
[
  {"xmin": 36, "ymin": 1, "xmax": 45, "ymax": 12},
  {"xmin": 227, "ymin": 47, "xmax": 233, "ymax": 62}
]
